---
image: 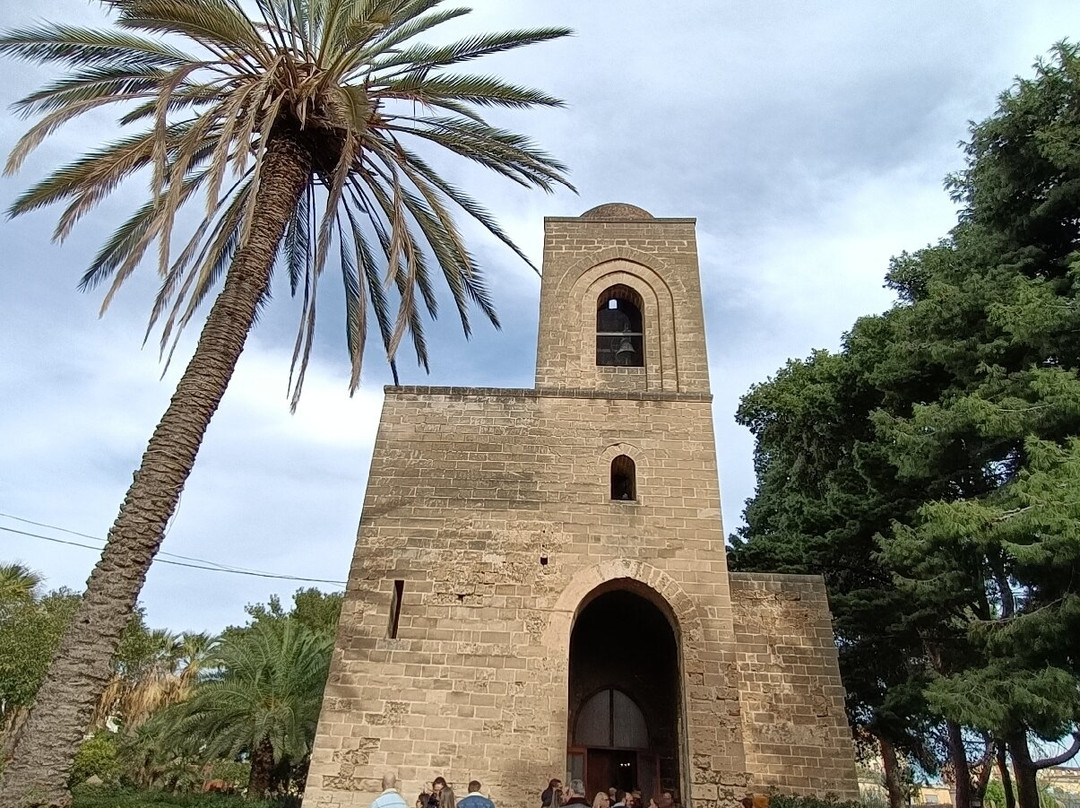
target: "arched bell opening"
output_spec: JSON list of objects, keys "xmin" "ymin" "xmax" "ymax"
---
[
  {"xmin": 567, "ymin": 587, "xmax": 682, "ymax": 803},
  {"xmin": 596, "ymin": 285, "xmax": 644, "ymax": 367}
]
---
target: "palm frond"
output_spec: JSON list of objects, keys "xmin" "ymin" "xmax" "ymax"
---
[
  {"xmin": 14, "ymin": 64, "xmax": 170, "ymax": 116},
  {"xmin": 338, "ymin": 5, "xmax": 468, "ymax": 66},
  {"xmin": 375, "ymin": 27, "xmax": 572, "ymax": 74},
  {"xmin": 382, "ymin": 72, "xmax": 565, "ymax": 109},
  {"xmin": 5, "ymin": 0, "xmax": 572, "ymax": 400},
  {"xmin": 336, "ymin": 216, "xmax": 366, "ymax": 391},
  {"xmin": 116, "ymin": 0, "xmax": 272, "ymax": 68},
  {"xmin": 283, "ymin": 185, "xmax": 313, "ymax": 296},
  {"xmin": 5, "ymin": 91, "xmax": 156, "ymax": 176},
  {"xmin": 382, "ymin": 141, "xmax": 543, "ymax": 272},
  {"xmin": 344, "ymin": 195, "xmax": 397, "ymax": 379},
  {"xmin": 0, "ymin": 24, "xmax": 193, "ymax": 68}
]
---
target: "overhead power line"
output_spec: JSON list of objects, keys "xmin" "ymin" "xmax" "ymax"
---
[
  {"xmin": 0, "ymin": 517, "xmax": 347, "ymax": 587},
  {"xmin": 3, "ymin": 512, "xmax": 276, "ymax": 574}
]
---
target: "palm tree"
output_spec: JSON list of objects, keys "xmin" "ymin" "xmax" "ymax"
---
[
  {"xmin": 0, "ymin": 1, "xmax": 572, "ymax": 804},
  {"xmin": 0, "ymin": 563, "xmax": 42, "ymax": 607},
  {"xmin": 93, "ymin": 630, "xmax": 213, "ymax": 732},
  {"xmin": 156, "ymin": 619, "xmax": 333, "ymax": 799}
]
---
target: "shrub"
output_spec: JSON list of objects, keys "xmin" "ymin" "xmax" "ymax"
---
[
  {"xmin": 70, "ymin": 732, "xmax": 124, "ymax": 787},
  {"xmin": 71, "ymin": 784, "xmax": 299, "ymax": 808},
  {"xmin": 767, "ymin": 794, "xmax": 871, "ymax": 808}
]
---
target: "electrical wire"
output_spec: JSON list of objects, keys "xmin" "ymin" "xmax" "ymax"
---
[
  {"xmin": 2, "ymin": 512, "xmax": 278, "ymax": 575},
  {"xmin": 0, "ymin": 521, "xmax": 347, "ymax": 587}
]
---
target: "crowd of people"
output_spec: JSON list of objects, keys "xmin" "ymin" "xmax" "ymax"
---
[
  {"xmin": 370, "ymin": 774, "xmax": 496, "ymax": 808},
  {"xmin": 541, "ymin": 778, "xmax": 679, "ymax": 808},
  {"xmin": 370, "ymin": 773, "xmax": 679, "ymax": 808}
]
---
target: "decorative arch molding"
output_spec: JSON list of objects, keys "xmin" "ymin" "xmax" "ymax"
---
[
  {"xmin": 552, "ymin": 245, "xmax": 686, "ymax": 302},
  {"xmin": 542, "ymin": 560, "xmax": 705, "ymax": 659},
  {"xmin": 599, "ymin": 441, "xmax": 644, "ymax": 466}
]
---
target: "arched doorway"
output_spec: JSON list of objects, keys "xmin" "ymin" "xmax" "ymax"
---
[{"xmin": 567, "ymin": 588, "xmax": 681, "ymax": 802}]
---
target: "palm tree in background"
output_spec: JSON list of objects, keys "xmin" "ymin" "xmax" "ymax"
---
[
  {"xmin": 153, "ymin": 619, "xmax": 333, "ymax": 799},
  {"xmin": 0, "ymin": 563, "xmax": 42, "ymax": 607},
  {"xmin": 0, "ymin": 0, "xmax": 572, "ymax": 803},
  {"xmin": 92, "ymin": 630, "xmax": 214, "ymax": 732}
]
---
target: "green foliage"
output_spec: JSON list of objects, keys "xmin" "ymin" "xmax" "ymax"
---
[
  {"xmin": 0, "ymin": 588, "xmax": 79, "ymax": 717},
  {"xmin": 71, "ymin": 784, "xmax": 298, "ymax": 808},
  {"xmin": 151, "ymin": 618, "xmax": 332, "ymax": 796},
  {"xmin": 70, "ymin": 732, "xmax": 123, "ymax": 788},
  {"xmin": 0, "ymin": 575, "xmax": 338, "ymax": 797},
  {"xmin": 767, "ymin": 793, "xmax": 872, "ymax": 808},
  {"xmin": 0, "ymin": 563, "xmax": 42, "ymax": 605},
  {"xmin": 734, "ymin": 40, "xmax": 1080, "ymax": 804},
  {"xmin": 240, "ymin": 588, "xmax": 343, "ymax": 638},
  {"xmin": 985, "ymin": 780, "xmax": 1010, "ymax": 808}
]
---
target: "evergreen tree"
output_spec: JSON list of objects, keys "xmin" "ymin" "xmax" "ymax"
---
[{"xmin": 734, "ymin": 42, "xmax": 1080, "ymax": 808}]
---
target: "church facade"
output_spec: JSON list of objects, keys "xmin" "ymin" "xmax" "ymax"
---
[{"xmin": 303, "ymin": 204, "xmax": 858, "ymax": 808}]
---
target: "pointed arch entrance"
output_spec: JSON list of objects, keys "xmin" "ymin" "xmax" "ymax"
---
[{"xmin": 567, "ymin": 587, "xmax": 682, "ymax": 802}]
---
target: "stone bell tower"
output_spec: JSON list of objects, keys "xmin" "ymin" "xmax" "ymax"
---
[{"xmin": 303, "ymin": 204, "xmax": 858, "ymax": 808}]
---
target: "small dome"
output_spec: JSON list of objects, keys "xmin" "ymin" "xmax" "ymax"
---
[{"xmin": 580, "ymin": 202, "xmax": 654, "ymax": 220}]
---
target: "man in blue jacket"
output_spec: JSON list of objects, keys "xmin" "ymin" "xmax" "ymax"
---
[
  {"xmin": 371, "ymin": 773, "xmax": 408, "ymax": 808},
  {"xmin": 458, "ymin": 780, "xmax": 495, "ymax": 808}
]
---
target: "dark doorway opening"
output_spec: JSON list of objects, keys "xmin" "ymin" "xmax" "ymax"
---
[{"xmin": 568, "ymin": 588, "xmax": 681, "ymax": 802}]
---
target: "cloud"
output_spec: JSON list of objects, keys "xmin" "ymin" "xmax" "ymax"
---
[{"xmin": 2, "ymin": 0, "xmax": 1079, "ymax": 632}]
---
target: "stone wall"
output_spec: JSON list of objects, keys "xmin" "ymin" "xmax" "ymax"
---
[
  {"xmin": 303, "ymin": 386, "xmax": 746, "ymax": 808},
  {"xmin": 730, "ymin": 574, "xmax": 859, "ymax": 800}
]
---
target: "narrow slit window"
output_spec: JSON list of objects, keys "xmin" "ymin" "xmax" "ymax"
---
[
  {"xmin": 388, "ymin": 579, "xmax": 404, "ymax": 639},
  {"xmin": 610, "ymin": 455, "xmax": 637, "ymax": 501}
]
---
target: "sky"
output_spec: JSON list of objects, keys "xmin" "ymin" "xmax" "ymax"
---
[{"xmin": 2, "ymin": 1, "xmax": 1079, "ymax": 634}]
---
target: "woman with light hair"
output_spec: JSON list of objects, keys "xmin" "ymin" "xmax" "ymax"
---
[{"xmin": 593, "ymin": 792, "xmax": 611, "ymax": 808}]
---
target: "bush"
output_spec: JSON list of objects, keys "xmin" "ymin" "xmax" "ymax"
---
[
  {"xmin": 768, "ymin": 795, "xmax": 871, "ymax": 808},
  {"xmin": 71, "ymin": 785, "xmax": 299, "ymax": 808},
  {"xmin": 70, "ymin": 732, "xmax": 124, "ymax": 787}
]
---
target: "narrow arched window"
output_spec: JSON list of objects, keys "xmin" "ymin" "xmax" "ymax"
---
[
  {"xmin": 611, "ymin": 455, "xmax": 636, "ymax": 501},
  {"xmin": 596, "ymin": 285, "xmax": 644, "ymax": 367}
]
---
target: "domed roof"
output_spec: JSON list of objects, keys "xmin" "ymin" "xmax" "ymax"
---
[{"xmin": 580, "ymin": 202, "xmax": 654, "ymax": 220}]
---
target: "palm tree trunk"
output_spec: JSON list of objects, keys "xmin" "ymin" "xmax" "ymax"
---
[
  {"xmin": 247, "ymin": 736, "xmax": 276, "ymax": 801},
  {"xmin": 0, "ymin": 128, "xmax": 313, "ymax": 808}
]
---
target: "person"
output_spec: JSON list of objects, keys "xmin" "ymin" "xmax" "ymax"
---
[
  {"xmin": 459, "ymin": 780, "xmax": 495, "ymax": 808},
  {"xmin": 593, "ymin": 792, "xmax": 610, "ymax": 808},
  {"xmin": 372, "ymin": 773, "xmax": 409, "ymax": 808},
  {"xmin": 607, "ymin": 788, "xmax": 617, "ymax": 806},
  {"xmin": 439, "ymin": 785, "xmax": 458, "ymax": 808},
  {"xmin": 611, "ymin": 791, "xmax": 627, "ymax": 808},
  {"xmin": 563, "ymin": 780, "xmax": 591, "ymax": 808},
  {"xmin": 419, "ymin": 777, "xmax": 447, "ymax": 808},
  {"xmin": 646, "ymin": 798, "xmax": 659, "ymax": 808},
  {"xmin": 542, "ymin": 779, "xmax": 563, "ymax": 808}
]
